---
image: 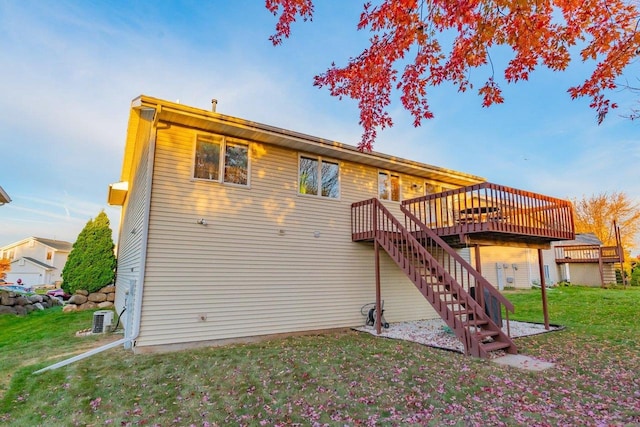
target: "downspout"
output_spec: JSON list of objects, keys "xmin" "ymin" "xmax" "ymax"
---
[{"xmin": 35, "ymin": 105, "xmax": 159, "ymax": 374}]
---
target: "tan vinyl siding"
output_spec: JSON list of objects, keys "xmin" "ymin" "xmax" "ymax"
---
[
  {"xmin": 135, "ymin": 126, "xmax": 441, "ymax": 347},
  {"xmin": 569, "ymin": 264, "xmax": 609, "ymax": 286},
  {"xmin": 114, "ymin": 109, "xmax": 155, "ymax": 332},
  {"xmin": 478, "ymin": 246, "xmax": 539, "ymax": 289},
  {"xmin": 602, "ymin": 264, "xmax": 616, "ymax": 285}
]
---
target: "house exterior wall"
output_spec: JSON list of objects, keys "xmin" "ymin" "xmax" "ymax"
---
[
  {"xmin": 567, "ymin": 263, "xmax": 611, "ymax": 286},
  {"xmin": 477, "ymin": 246, "xmax": 544, "ymax": 289},
  {"xmin": 1, "ymin": 239, "xmax": 69, "ymax": 285},
  {"xmin": 478, "ymin": 246, "xmax": 618, "ymax": 288},
  {"xmin": 602, "ymin": 264, "xmax": 616, "ymax": 284},
  {"xmin": 6, "ymin": 260, "xmax": 47, "ymax": 286},
  {"xmin": 132, "ymin": 124, "xmax": 449, "ymax": 348},
  {"xmin": 113, "ymin": 109, "xmax": 156, "ymax": 338}
]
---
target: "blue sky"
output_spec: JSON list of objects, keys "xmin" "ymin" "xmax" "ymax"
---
[{"xmin": 1, "ymin": 1, "xmax": 638, "ymax": 254}]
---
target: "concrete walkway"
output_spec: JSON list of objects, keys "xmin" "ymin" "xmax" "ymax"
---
[{"xmin": 491, "ymin": 354, "xmax": 555, "ymax": 371}]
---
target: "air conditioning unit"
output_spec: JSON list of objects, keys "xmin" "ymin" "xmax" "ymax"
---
[{"xmin": 92, "ymin": 310, "xmax": 114, "ymax": 333}]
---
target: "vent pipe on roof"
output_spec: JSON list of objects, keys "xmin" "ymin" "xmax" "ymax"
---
[{"xmin": 211, "ymin": 98, "xmax": 218, "ymax": 112}]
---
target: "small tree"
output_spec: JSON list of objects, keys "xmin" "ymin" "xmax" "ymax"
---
[
  {"xmin": 0, "ymin": 258, "xmax": 10, "ymax": 280},
  {"xmin": 62, "ymin": 211, "xmax": 116, "ymax": 294},
  {"xmin": 572, "ymin": 191, "xmax": 640, "ymax": 252}
]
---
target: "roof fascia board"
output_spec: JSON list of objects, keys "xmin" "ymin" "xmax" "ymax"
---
[{"xmin": 0, "ymin": 186, "xmax": 10, "ymax": 204}]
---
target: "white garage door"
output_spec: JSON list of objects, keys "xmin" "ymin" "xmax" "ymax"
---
[{"xmin": 5, "ymin": 273, "xmax": 43, "ymax": 287}]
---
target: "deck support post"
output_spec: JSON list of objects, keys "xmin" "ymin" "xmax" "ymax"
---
[
  {"xmin": 474, "ymin": 244, "xmax": 484, "ymax": 311},
  {"xmin": 374, "ymin": 239, "xmax": 382, "ymax": 335},
  {"xmin": 598, "ymin": 247, "xmax": 605, "ymax": 288},
  {"xmin": 537, "ymin": 248, "xmax": 550, "ymax": 330},
  {"xmin": 373, "ymin": 202, "xmax": 382, "ymax": 335},
  {"xmin": 474, "ymin": 244, "xmax": 482, "ymax": 274}
]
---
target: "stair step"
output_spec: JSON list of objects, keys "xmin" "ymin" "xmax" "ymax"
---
[
  {"xmin": 476, "ymin": 329, "xmax": 500, "ymax": 339},
  {"xmin": 433, "ymin": 290, "xmax": 461, "ymax": 299},
  {"xmin": 481, "ymin": 341, "xmax": 512, "ymax": 352},
  {"xmin": 369, "ymin": 206, "xmax": 518, "ymax": 359},
  {"xmin": 464, "ymin": 319, "xmax": 488, "ymax": 326}
]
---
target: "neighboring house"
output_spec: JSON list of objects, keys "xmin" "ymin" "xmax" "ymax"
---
[
  {"xmin": 552, "ymin": 233, "xmax": 621, "ymax": 286},
  {"xmin": 108, "ymin": 95, "xmax": 574, "ymax": 358},
  {"xmin": 0, "ymin": 237, "xmax": 72, "ymax": 287},
  {"xmin": 477, "ymin": 233, "xmax": 622, "ymax": 288},
  {"xmin": 0, "ymin": 186, "xmax": 10, "ymax": 205}
]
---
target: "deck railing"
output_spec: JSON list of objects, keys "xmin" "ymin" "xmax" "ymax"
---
[
  {"xmin": 401, "ymin": 182, "xmax": 574, "ymax": 240},
  {"xmin": 555, "ymin": 245, "xmax": 622, "ymax": 263}
]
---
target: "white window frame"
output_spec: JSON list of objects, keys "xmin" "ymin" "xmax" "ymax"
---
[
  {"xmin": 297, "ymin": 154, "xmax": 341, "ymax": 200},
  {"xmin": 192, "ymin": 134, "xmax": 250, "ymax": 187},
  {"xmin": 378, "ymin": 171, "xmax": 401, "ymax": 202}
]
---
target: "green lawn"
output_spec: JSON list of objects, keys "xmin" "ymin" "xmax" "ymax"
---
[{"xmin": 1, "ymin": 286, "xmax": 638, "ymax": 426}]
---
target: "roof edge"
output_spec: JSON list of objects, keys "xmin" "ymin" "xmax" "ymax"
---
[
  {"xmin": 0, "ymin": 185, "xmax": 11, "ymax": 205},
  {"xmin": 131, "ymin": 95, "xmax": 485, "ymax": 185}
]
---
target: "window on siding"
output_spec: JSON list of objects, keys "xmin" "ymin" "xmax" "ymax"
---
[
  {"xmin": 46, "ymin": 251, "xmax": 52, "ymax": 261},
  {"xmin": 224, "ymin": 142, "xmax": 249, "ymax": 185},
  {"xmin": 299, "ymin": 155, "xmax": 339, "ymax": 198},
  {"xmin": 424, "ymin": 182, "xmax": 437, "ymax": 195},
  {"xmin": 194, "ymin": 135, "xmax": 249, "ymax": 186},
  {"xmin": 543, "ymin": 265, "xmax": 550, "ymax": 281},
  {"xmin": 378, "ymin": 172, "xmax": 400, "ymax": 201}
]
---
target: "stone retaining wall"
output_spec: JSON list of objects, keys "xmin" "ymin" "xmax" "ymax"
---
[
  {"xmin": 62, "ymin": 285, "xmax": 116, "ymax": 312},
  {"xmin": 0, "ymin": 285, "xmax": 117, "ymax": 316},
  {"xmin": 0, "ymin": 291, "xmax": 63, "ymax": 315}
]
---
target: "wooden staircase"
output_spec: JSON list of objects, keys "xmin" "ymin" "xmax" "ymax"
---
[{"xmin": 352, "ymin": 198, "xmax": 517, "ymax": 358}]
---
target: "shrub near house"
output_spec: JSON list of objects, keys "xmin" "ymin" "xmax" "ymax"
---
[{"xmin": 62, "ymin": 211, "xmax": 116, "ymax": 295}]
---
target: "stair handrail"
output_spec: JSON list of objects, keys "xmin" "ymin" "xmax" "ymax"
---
[
  {"xmin": 400, "ymin": 204, "xmax": 514, "ymax": 313},
  {"xmin": 368, "ymin": 199, "xmax": 492, "ymax": 315},
  {"xmin": 353, "ymin": 198, "xmax": 516, "ymax": 356}
]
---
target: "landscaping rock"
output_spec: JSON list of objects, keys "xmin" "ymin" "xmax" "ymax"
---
[
  {"xmin": 100, "ymin": 285, "xmax": 116, "ymax": 294},
  {"xmin": 69, "ymin": 294, "xmax": 88, "ymax": 305},
  {"xmin": 25, "ymin": 305, "xmax": 35, "ymax": 313},
  {"xmin": 97, "ymin": 301, "xmax": 114, "ymax": 309},
  {"xmin": 63, "ymin": 304, "xmax": 78, "ymax": 312},
  {"xmin": 1, "ymin": 294, "xmax": 15, "ymax": 306},
  {"xmin": 0, "ymin": 306, "xmax": 17, "ymax": 315},
  {"xmin": 33, "ymin": 302, "xmax": 45, "ymax": 311},
  {"xmin": 79, "ymin": 302, "xmax": 98, "ymax": 310},
  {"xmin": 88, "ymin": 292, "xmax": 107, "ymax": 303},
  {"xmin": 15, "ymin": 296, "xmax": 30, "ymax": 306},
  {"xmin": 14, "ymin": 305, "xmax": 26, "ymax": 316},
  {"xmin": 76, "ymin": 290, "xmax": 89, "ymax": 296},
  {"xmin": 107, "ymin": 293, "xmax": 115, "ymax": 302},
  {"xmin": 49, "ymin": 297, "xmax": 63, "ymax": 306},
  {"xmin": 28, "ymin": 294, "xmax": 43, "ymax": 302},
  {"xmin": 28, "ymin": 294, "xmax": 43, "ymax": 303}
]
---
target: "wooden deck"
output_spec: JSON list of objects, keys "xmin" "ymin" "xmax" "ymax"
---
[
  {"xmin": 555, "ymin": 245, "xmax": 622, "ymax": 264},
  {"xmin": 400, "ymin": 182, "xmax": 575, "ymax": 248}
]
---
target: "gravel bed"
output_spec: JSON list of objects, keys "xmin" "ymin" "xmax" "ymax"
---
[{"xmin": 354, "ymin": 319, "xmax": 561, "ymax": 356}]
